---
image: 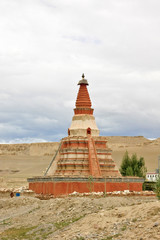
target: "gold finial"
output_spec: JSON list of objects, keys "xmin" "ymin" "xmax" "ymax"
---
[{"xmin": 82, "ymin": 73, "xmax": 85, "ymax": 79}]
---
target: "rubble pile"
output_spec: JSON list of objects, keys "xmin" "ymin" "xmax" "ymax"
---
[
  {"xmin": 0, "ymin": 187, "xmax": 35, "ymax": 197},
  {"xmin": 69, "ymin": 190, "xmax": 156, "ymax": 197}
]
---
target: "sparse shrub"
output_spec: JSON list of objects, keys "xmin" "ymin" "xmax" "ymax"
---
[
  {"xmin": 121, "ymin": 224, "xmax": 127, "ymax": 231},
  {"xmin": 0, "ymin": 226, "xmax": 36, "ymax": 240},
  {"xmin": 143, "ymin": 181, "xmax": 156, "ymax": 191},
  {"xmin": 155, "ymin": 174, "xmax": 160, "ymax": 200},
  {"xmin": 54, "ymin": 215, "xmax": 85, "ymax": 230},
  {"xmin": 87, "ymin": 175, "xmax": 94, "ymax": 192}
]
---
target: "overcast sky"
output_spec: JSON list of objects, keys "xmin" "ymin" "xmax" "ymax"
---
[{"xmin": 0, "ymin": 0, "xmax": 160, "ymax": 143}]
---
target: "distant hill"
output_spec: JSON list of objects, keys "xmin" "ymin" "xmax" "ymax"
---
[{"xmin": 107, "ymin": 136, "xmax": 160, "ymax": 174}]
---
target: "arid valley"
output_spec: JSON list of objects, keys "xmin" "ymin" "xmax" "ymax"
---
[{"xmin": 0, "ymin": 136, "xmax": 160, "ymax": 240}]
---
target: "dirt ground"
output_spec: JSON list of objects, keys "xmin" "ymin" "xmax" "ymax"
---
[{"xmin": 0, "ymin": 195, "xmax": 159, "ymax": 240}]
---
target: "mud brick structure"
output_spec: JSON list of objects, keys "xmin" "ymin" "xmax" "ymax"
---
[{"xmin": 28, "ymin": 74, "xmax": 144, "ymax": 196}]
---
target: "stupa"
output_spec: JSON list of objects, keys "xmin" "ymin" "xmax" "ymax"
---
[{"xmin": 28, "ymin": 74, "xmax": 144, "ymax": 196}]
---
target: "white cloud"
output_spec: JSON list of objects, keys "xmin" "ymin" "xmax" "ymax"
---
[{"xmin": 0, "ymin": 0, "xmax": 160, "ymax": 143}]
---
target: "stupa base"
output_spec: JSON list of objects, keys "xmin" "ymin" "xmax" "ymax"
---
[{"xmin": 27, "ymin": 176, "xmax": 144, "ymax": 197}]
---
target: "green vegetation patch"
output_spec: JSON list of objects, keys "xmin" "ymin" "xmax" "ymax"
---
[
  {"xmin": 0, "ymin": 225, "xmax": 54, "ymax": 240},
  {"xmin": 120, "ymin": 151, "xmax": 147, "ymax": 177},
  {"xmin": 0, "ymin": 219, "xmax": 11, "ymax": 226},
  {"xmin": 132, "ymin": 218, "xmax": 137, "ymax": 222},
  {"xmin": 101, "ymin": 234, "xmax": 121, "ymax": 240},
  {"xmin": 121, "ymin": 224, "xmax": 127, "ymax": 231},
  {"xmin": 75, "ymin": 237, "xmax": 85, "ymax": 240},
  {"xmin": 143, "ymin": 181, "xmax": 156, "ymax": 191},
  {"xmin": 54, "ymin": 215, "xmax": 85, "ymax": 230},
  {"xmin": 0, "ymin": 226, "xmax": 37, "ymax": 240}
]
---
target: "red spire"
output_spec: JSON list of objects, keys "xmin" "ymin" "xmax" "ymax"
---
[
  {"xmin": 74, "ymin": 74, "xmax": 94, "ymax": 115},
  {"xmin": 76, "ymin": 85, "xmax": 92, "ymax": 108}
]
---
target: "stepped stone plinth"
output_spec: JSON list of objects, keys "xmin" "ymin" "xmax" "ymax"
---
[
  {"xmin": 28, "ymin": 74, "xmax": 144, "ymax": 196},
  {"xmin": 46, "ymin": 136, "xmax": 120, "ymax": 178}
]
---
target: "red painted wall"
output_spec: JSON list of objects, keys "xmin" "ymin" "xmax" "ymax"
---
[{"xmin": 29, "ymin": 181, "xmax": 143, "ymax": 197}]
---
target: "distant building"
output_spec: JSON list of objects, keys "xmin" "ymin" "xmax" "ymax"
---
[{"xmin": 146, "ymin": 172, "xmax": 159, "ymax": 182}]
